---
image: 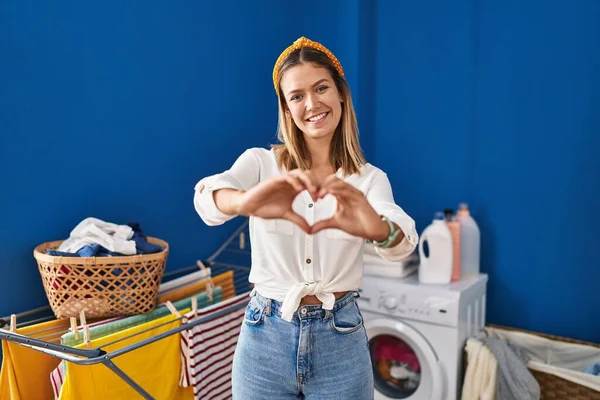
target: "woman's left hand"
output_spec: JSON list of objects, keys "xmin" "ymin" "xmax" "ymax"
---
[{"xmin": 310, "ymin": 175, "xmax": 389, "ymax": 241}]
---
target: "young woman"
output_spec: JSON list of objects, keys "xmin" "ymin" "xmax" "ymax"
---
[{"xmin": 193, "ymin": 37, "xmax": 418, "ymax": 400}]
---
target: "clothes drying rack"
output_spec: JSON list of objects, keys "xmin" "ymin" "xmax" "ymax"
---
[{"xmin": 0, "ymin": 218, "xmax": 253, "ymax": 400}]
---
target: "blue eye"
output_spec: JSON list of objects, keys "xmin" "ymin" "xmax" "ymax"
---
[
  {"xmin": 290, "ymin": 94, "xmax": 302, "ymax": 101},
  {"xmin": 317, "ymin": 86, "xmax": 328, "ymax": 93}
]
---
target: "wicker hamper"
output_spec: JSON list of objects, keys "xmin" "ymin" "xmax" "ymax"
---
[
  {"xmin": 33, "ymin": 238, "xmax": 168, "ymax": 319},
  {"xmin": 465, "ymin": 324, "xmax": 600, "ymax": 400}
]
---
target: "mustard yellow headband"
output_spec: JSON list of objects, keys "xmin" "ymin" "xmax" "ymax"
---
[{"xmin": 272, "ymin": 36, "xmax": 345, "ymax": 92}]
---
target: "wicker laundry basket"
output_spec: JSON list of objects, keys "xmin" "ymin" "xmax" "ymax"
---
[
  {"xmin": 466, "ymin": 324, "xmax": 600, "ymax": 400},
  {"xmin": 33, "ymin": 238, "xmax": 168, "ymax": 319}
]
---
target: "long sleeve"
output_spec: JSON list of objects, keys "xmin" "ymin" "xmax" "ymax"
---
[
  {"xmin": 193, "ymin": 148, "xmax": 262, "ymax": 226},
  {"xmin": 366, "ymin": 171, "xmax": 418, "ymax": 261}
]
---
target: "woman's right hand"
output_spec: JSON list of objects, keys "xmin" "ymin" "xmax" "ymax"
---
[{"xmin": 233, "ymin": 170, "xmax": 320, "ymax": 234}]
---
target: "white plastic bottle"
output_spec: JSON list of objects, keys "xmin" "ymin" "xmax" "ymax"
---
[
  {"xmin": 418, "ymin": 212, "xmax": 453, "ymax": 285},
  {"xmin": 457, "ymin": 203, "xmax": 480, "ymax": 277}
]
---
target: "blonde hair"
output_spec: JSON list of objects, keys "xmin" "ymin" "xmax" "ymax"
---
[{"xmin": 271, "ymin": 46, "xmax": 366, "ymax": 176}]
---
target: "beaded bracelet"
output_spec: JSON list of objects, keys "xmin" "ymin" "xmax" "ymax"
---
[{"xmin": 367, "ymin": 215, "xmax": 402, "ymax": 248}]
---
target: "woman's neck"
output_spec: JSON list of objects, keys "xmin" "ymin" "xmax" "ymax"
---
[{"xmin": 305, "ymin": 137, "xmax": 333, "ymax": 171}]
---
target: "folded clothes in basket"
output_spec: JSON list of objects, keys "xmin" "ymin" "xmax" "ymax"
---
[{"xmin": 47, "ymin": 218, "xmax": 163, "ymax": 257}]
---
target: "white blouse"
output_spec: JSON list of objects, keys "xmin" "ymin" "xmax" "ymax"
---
[{"xmin": 193, "ymin": 148, "xmax": 418, "ymax": 321}]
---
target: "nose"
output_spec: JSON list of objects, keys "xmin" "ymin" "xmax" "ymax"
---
[{"xmin": 305, "ymin": 93, "xmax": 319, "ymax": 113}]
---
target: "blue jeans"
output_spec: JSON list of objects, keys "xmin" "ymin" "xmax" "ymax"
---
[{"xmin": 232, "ymin": 290, "xmax": 374, "ymax": 399}]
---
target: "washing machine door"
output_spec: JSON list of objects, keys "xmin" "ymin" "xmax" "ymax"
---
[{"xmin": 366, "ymin": 318, "xmax": 443, "ymax": 400}]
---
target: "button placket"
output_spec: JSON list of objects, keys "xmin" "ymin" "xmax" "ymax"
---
[{"xmin": 304, "ymin": 196, "xmax": 315, "ymax": 281}]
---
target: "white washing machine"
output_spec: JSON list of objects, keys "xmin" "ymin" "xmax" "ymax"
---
[{"xmin": 358, "ymin": 273, "xmax": 488, "ymax": 400}]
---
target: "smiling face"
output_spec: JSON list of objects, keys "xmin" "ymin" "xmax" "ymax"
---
[
  {"xmin": 280, "ymin": 62, "xmax": 343, "ymax": 143},
  {"xmin": 272, "ymin": 45, "xmax": 365, "ymax": 175}
]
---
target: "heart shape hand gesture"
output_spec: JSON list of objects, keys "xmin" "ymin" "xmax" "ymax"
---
[{"xmin": 236, "ymin": 170, "xmax": 389, "ymax": 242}]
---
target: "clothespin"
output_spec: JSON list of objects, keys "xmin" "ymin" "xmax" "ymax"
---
[
  {"xmin": 165, "ymin": 301, "xmax": 181, "ymax": 318},
  {"xmin": 206, "ymin": 281, "xmax": 214, "ymax": 302},
  {"xmin": 191, "ymin": 296, "xmax": 198, "ymax": 318},
  {"xmin": 239, "ymin": 231, "xmax": 246, "ymax": 250},
  {"xmin": 79, "ymin": 310, "xmax": 91, "ymax": 349},
  {"xmin": 70, "ymin": 317, "xmax": 79, "ymax": 340},
  {"xmin": 196, "ymin": 260, "xmax": 211, "ymax": 278},
  {"xmin": 10, "ymin": 314, "xmax": 16, "ymax": 333},
  {"xmin": 196, "ymin": 261, "xmax": 214, "ymax": 302},
  {"xmin": 170, "ymin": 299, "xmax": 191, "ymax": 360},
  {"xmin": 165, "ymin": 300, "xmax": 186, "ymax": 351}
]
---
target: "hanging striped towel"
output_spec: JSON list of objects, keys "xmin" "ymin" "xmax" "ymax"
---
[
  {"xmin": 180, "ymin": 293, "xmax": 249, "ymax": 400},
  {"xmin": 50, "ymin": 359, "xmax": 67, "ymax": 399}
]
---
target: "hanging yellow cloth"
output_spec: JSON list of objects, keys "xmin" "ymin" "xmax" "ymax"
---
[
  {"xmin": 59, "ymin": 308, "xmax": 194, "ymax": 400},
  {"xmin": 1, "ymin": 271, "xmax": 234, "ymax": 399},
  {"xmin": 58, "ymin": 311, "xmax": 193, "ymax": 400},
  {"xmin": 0, "ymin": 319, "xmax": 70, "ymax": 400}
]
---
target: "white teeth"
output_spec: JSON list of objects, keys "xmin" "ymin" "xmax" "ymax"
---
[{"xmin": 308, "ymin": 112, "xmax": 327, "ymax": 122}]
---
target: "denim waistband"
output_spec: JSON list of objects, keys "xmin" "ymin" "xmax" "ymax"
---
[{"xmin": 251, "ymin": 290, "xmax": 359, "ymax": 321}]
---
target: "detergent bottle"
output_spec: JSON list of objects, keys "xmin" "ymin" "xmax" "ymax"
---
[
  {"xmin": 418, "ymin": 212, "xmax": 453, "ymax": 284},
  {"xmin": 457, "ymin": 203, "xmax": 480, "ymax": 277},
  {"xmin": 444, "ymin": 208, "xmax": 462, "ymax": 281}
]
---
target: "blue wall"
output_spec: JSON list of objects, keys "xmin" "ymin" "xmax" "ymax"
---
[
  {"xmin": 375, "ymin": 0, "xmax": 600, "ymax": 343},
  {"xmin": 0, "ymin": 1, "xmax": 294, "ymax": 316},
  {"xmin": 1, "ymin": 0, "xmax": 599, "ymax": 343}
]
